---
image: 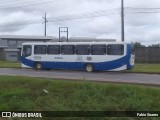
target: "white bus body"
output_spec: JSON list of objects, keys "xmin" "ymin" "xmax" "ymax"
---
[{"xmin": 20, "ymin": 42, "xmax": 135, "ymax": 72}]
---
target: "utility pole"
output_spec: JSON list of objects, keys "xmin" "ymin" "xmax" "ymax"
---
[
  {"xmin": 43, "ymin": 13, "xmax": 48, "ymax": 36},
  {"xmin": 121, "ymin": 0, "xmax": 125, "ymax": 42}
]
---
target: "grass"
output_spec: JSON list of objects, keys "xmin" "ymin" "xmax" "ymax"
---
[
  {"xmin": 129, "ymin": 64, "xmax": 160, "ymax": 73},
  {"xmin": 0, "ymin": 76, "xmax": 160, "ymax": 120},
  {"xmin": 0, "ymin": 61, "xmax": 20, "ymax": 68}
]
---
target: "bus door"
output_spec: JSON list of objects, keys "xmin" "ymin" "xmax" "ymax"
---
[{"xmin": 21, "ymin": 45, "xmax": 33, "ymax": 67}]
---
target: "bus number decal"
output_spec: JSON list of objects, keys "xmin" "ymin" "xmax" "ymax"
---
[{"xmin": 33, "ymin": 56, "xmax": 41, "ymax": 60}]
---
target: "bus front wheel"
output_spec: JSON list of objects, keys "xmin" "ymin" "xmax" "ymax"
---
[
  {"xmin": 85, "ymin": 64, "xmax": 94, "ymax": 72},
  {"xmin": 35, "ymin": 62, "xmax": 42, "ymax": 70}
]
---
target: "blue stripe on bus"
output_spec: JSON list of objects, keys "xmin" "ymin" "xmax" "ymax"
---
[
  {"xmin": 126, "ymin": 44, "xmax": 134, "ymax": 70},
  {"xmin": 20, "ymin": 55, "xmax": 132, "ymax": 71}
]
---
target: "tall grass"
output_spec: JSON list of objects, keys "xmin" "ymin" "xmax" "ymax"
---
[
  {"xmin": 0, "ymin": 76, "xmax": 160, "ymax": 120},
  {"xmin": 0, "ymin": 76, "xmax": 159, "ymax": 112}
]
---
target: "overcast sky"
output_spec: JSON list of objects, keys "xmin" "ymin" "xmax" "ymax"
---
[{"xmin": 0, "ymin": 0, "xmax": 160, "ymax": 46}]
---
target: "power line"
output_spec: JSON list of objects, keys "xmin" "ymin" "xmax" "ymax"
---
[
  {"xmin": 0, "ymin": 9, "xmax": 120, "ymax": 28},
  {"xmin": 1, "ymin": 4, "xmax": 160, "ymax": 32},
  {"xmin": 125, "ymin": 7, "xmax": 160, "ymax": 10},
  {"xmin": 124, "ymin": 7, "xmax": 160, "ymax": 14},
  {"xmin": 125, "ymin": 11, "xmax": 160, "ymax": 14},
  {"xmin": 48, "ymin": 13, "xmax": 120, "ymax": 22},
  {"xmin": 0, "ymin": 0, "xmax": 21, "ymax": 4},
  {"xmin": 0, "ymin": 0, "xmax": 55, "ymax": 9},
  {"xmin": 0, "ymin": 19, "xmax": 42, "ymax": 27},
  {"xmin": 47, "ymin": 9, "xmax": 120, "ymax": 22}
]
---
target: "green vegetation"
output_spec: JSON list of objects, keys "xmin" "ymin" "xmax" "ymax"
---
[
  {"xmin": 0, "ymin": 61, "xmax": 20, "ymax": 68},
  {"xmin": 129, "ymin": 64, "xmax": 160, "ymax": 74},
  {"xmin": 0, "ymin": 76, "xmax": 160, "ymax": 120}
]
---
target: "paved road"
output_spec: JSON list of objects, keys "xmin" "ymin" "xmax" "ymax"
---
[{"xmin": 0, "ymin": 68, "xmax": 160, "ymax": 86}]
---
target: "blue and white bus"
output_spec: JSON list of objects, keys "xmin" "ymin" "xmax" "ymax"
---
[{"xmin": 20, "ymin": 42, "xmax": 135, "ymax": 72}]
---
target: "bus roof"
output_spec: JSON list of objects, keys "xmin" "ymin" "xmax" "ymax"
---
[{"xmin": 22, "ymin": 41, "xmax": 130, "ymax": 45}]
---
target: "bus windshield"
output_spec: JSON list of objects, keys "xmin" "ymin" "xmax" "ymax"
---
[{"xmin": 22, "ymin": 45, "xmax": 32, "ymax": 57}]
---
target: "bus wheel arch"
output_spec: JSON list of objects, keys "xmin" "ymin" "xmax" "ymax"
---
[
  {"xmin": 85, "ymin": 64, "xmax": 94, "ymax": 72},
  {"xmin": 34, "ymin": 62, "xmax": 42, "ymax": 70}
]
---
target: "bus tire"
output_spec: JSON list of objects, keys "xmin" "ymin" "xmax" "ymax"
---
[
  {"xmin": 85, "ymin": 64, "xmax": 94, "ymax": 72},
  {"xmin": 35, "ymin": 62, "xmax": 42, "ymax": 70}
]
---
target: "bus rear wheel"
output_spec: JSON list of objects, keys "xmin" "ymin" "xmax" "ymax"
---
[
  {"xmin": 35, "ymin": 63, "xmax": 42, "ymax": 70},
  {"xmin": 85, "ymin": 64, "xmax": 94, "ymax": 72}
]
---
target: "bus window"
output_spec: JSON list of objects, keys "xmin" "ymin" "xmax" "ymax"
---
[
  {"xmin": 91, "ymin": 45, "xmax": 106, "ymax": 55},
  {"xmin": 23, "ymin": 45, "xmax": 32, "ymax": 57},
  {"xmin": 107, "ymin": 44, "xmax": 124, "ymax": 55},
  {"xmin": 48, "ymin": 45, "xmax": 60, "ymax": 54},
  {"xmin": 76, "ymin": 45, "xmax": 90, "ymax": 55},
  {"xmin": 34, "ymin": 45, "xmax": 47, "ymax": 54},
  {"xmin": 61, "ymin": 45, "xmax": 75, "ymax": 55}
]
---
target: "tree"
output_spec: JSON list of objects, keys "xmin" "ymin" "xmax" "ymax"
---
[
  {"xmin": 133, "ymin": 42, "xmax": 145, "ymax": 47},
  {"xmin": 148, "ymin": 44, "xmax": 160, "ymax": 47}
]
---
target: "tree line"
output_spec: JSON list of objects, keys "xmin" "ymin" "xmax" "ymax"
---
[{"xmin": 133, "ymin": 42, "xmax": 160, "ymax": 47}]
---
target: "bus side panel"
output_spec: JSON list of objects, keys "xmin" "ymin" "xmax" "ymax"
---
[
  {"xmin": 93, "ymin": 55, "xmax": 128, "ymax": 71},
  {"xmin": 42, "ymin": 62, "xmax": 84, "ymax": 70},
  {"xmin": 42, "ymin": 60, "xmax": 126, "ymax": 71}
]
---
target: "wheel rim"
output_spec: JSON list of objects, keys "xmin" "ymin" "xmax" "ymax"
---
[
  {"xmin": 36, "ymin": 63, "xmax": 42, "ymax": 70},
  {"xmin": 86, "ymin": 65, "xmax": 93, "ymax": 72}
]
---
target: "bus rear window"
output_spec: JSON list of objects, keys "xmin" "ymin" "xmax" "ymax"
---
[
  {"xmin": 22, "ymin": 45, "xmax": 32, "ymax": 57},
  {"xmin": 107, "ymin": 44, "xmax": 124, "ymax": 55}
]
